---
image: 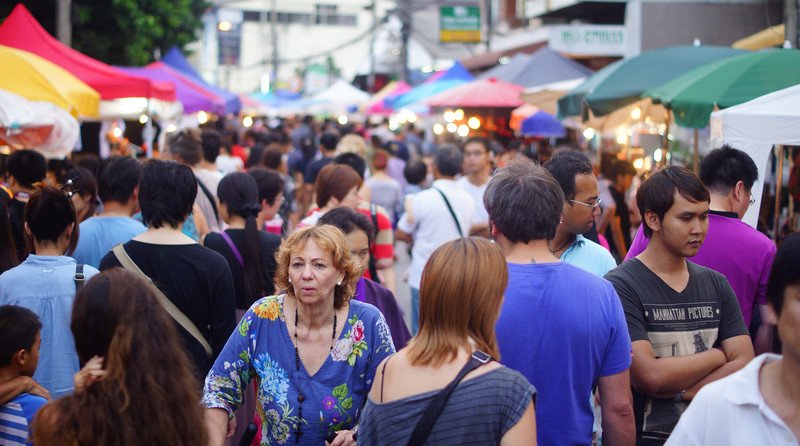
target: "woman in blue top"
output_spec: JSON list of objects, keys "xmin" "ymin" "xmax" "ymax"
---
[
  {"xmin": 0, "ymin": 187, "xmax": 99, "ymax": 398},
  {"xmin": 203, "ymin": 225, "xmax": 395, "ymax": 446}
]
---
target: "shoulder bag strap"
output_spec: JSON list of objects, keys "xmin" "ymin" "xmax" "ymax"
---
[
  {"xmin": 74, "ymin": 264, "xmax": 85, "ymax": 290},
  {"xmin": 432, "ymin": 187, "xmax": 464, "ymax": 236},
  {"xmin": 368, "ymin": 203, "xmax": 381, "ymax": 285},
  {"xmin": 406, "ymin": 351, "xmax": 492, "ymax": 446},
  {"xmin": 219, "ymin": 231, "xmax": 244, "ymax": 266},
  {"xmin": 111, "ymin": 244, "xmax": 213, "ymax": 357},
  {"xmin": 195, "ymin": 177, "xmax": 221, "ymax": 227}
]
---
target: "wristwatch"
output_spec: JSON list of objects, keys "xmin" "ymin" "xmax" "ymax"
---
[{"xmin": 673, "ymin": 390, "xmax": 686, "ymax": 402}]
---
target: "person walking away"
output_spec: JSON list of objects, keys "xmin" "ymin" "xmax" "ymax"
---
[
  {"xmin": 487, "ymin": 159, "xmax": 635, "ymax": 446},
  {"xmin": 73, "ymin": 156, "xmax": 146, "ymax": 269}
]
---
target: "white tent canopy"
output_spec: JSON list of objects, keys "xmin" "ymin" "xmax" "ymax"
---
[
  {"xmin": 709, "ymin": 83, "xmax": 800, "ymax": 228},
  {"xmin": 309, "ymin": 79, "xmax": 370, "ymax": 116}
]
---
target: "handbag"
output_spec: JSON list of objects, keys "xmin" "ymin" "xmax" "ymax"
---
[
  {"xmin": 111, "ymin": 243, "xmax": 213, "ymax": 357},
  {"xmin": 406, "ymin": 351, "xmax": 493, "ymax": 446}
]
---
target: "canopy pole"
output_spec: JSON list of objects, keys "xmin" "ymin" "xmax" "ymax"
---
[
  {"xmin": 773, "ymin": 145, "xmax": 784, "ymax": 240},
  {"xmin": 693, "ymin": 128, "xmax": 699, "ymax": 174},
  {"xmin": 662, "ymin": 108, "xmax": 672, "ymax": 165},
  {"xmin": 144, "ymin": 99, "xmax": 154, "ymax": 159}
]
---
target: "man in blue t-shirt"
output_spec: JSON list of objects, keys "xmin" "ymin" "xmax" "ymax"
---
[
  {"xmin": 0, "ymin": 306, "xmax": 48, "ymax": 446},
  {"xmin": 485, "ymin": 159, "xmax": 635, "ymax": 446},
  {"xmin": 73, "ymin": 156, "xmax": 146, "ymax": 268}
]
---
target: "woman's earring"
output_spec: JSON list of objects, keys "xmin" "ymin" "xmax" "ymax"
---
[{"xmin": 288, "ymin": 278, "xmax": 292, "ymax": 283}]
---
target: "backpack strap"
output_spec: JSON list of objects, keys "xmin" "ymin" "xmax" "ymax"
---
[
  {"xmin": 74, "ymin": 264, "xmax": 85, "ymax": 290},
  {"xmin": 219, "ymin": 231, "xmax": 244, "ymax": 266},
  {"xmin": 111, "ymin": 244, "xmax": 212, "ymax": 357},
  {"xmin": 196, "ymin": 177, "xmax": 221, "ymax": 227}
]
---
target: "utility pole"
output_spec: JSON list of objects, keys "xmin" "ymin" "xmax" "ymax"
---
[
  {"xmin": 270, "ymin": 0, "xmax": 279, "ymax": 91},
  {"xmin": 399, "ymin": 0, "xmax": 411, "ymax": 83},
  {"xmin": 56, "ymin": 0, "xmax": 72, "ymax": 46},
  {"xmin": 786, "ymin": 0, "xmax": 800, "ymax": 49},
  {"xmin": 485, "ymin": 0, "xmax": 492, "ymax": 52},
  {"xmin": 369, "ymin": 0, "xmax": 377, "ymax": 92}
]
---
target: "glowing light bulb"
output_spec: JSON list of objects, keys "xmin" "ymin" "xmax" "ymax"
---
[
  {"xmin": 139, "ymin": 114, "xmax": 149, "ymax": 124},
  {"xmin": 446, "ymin": 123, "xmax": 457, "ymax": 133},
  {"xmin": 197, "ymin": 111, "xmax": 209, "ymax": 124},
  {"xmin": 467, "ymin": 117, "xmax": 481, "ymax": 129},
  {"xmin": 243, "ymin": 116, "xmax": 254, "ymax": 128},
  {"xmin": 433, "ymin": 123, "xmax": 444, "ymax": 135},
  {"xmin": 457, "ymin": 124, "xmax": 469, "ymax": 137},
  {"xmin": 582, "ymin": 128, "xmax": 595, "ymax": 140}
]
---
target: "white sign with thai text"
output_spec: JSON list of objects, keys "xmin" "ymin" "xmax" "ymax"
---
[{"xmin": 548, "ymin": 25, "xmax": 627, "ymax": 56}]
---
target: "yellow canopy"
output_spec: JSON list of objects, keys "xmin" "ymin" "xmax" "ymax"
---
[
  {"xmin": 733, "ymin": 24, "xmax": 785, "ymax": 50},
  {"xmin": 0, "ymin": 44, "xmax": 99, "ymax": 118}
]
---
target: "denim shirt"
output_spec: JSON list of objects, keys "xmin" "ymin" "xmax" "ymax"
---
[{"xmin": 0, "ymin": 255, "xmax": 99, "ymax": 398}]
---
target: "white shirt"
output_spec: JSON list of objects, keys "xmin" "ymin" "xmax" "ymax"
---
[
  {"xmin": 457, "ymin": 176, "xmax": 489, "ymax": 226},
  {"xmin": 666, "ymin": 354, "xmax": 799, "ymax": 446},
  {"xmin": 397, "ymin": 179, "xmax": 474, "ymax": 288}
]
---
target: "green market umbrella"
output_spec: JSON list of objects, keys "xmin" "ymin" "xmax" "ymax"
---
[
  {"xmin": 557, "ymin": 45, "xmax": 745, "ymax": 119},
  {"xmin": 645, "ymin": 48, "xmax": 800, "ymax": 128}
]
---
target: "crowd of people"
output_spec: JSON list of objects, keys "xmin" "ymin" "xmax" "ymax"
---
[{"xmin": 0, "ymin": 115, "xmax": 797, "ymax": 446}]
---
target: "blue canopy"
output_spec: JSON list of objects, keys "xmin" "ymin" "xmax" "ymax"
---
[
  {"xmin": 387, "ymin": 62, "xmax": 474, "ymax": 110},
  {"xmin": 162, "ymin": 46, "xmax": 241, "ymax": 114},
  {"xmin": 521, "ymin": 110, "xmax": 565, "ymax": 137},
  {"xmin": 251, "ymin": 90, "xmax": 302, "ymax": 107}
]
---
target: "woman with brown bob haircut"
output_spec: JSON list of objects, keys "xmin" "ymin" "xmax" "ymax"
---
[
  {"xmin": 31, "ymin": 268, "xmax": 207, "ymax": 446},
  {"xmin": 203, "ymin": 225, "xmax": 394, "ymax": 446},
  {"xmin": 298, "ymin": 164, "xmax": 363, "ymax": 227},
  {"xmin": 359, "ymin": 237, "xmax": 538, "ymax": 445}
]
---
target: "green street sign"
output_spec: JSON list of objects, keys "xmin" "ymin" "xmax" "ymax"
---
[{"xmin": 440, "ymin": 5, "xmax": 481, "ymax": 43}]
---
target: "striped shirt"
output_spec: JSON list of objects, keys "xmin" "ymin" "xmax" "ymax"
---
[
  {"xmin": 358, "ymin": 366, "xmax": 536, "ymax": 445},
  {"xmin": 0, "ymin": 393, "xmax": 48, "ymax": 446}
]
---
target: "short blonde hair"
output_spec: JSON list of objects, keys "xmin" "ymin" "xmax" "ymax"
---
[
  {"xmin": 406, "ymin": 237, "xmax": 508, "ymax": 366},
  {"xmin": 336, "ymin": 134, "xmax": 369, "ymax": 159},
  {"xmin": 275, "ymin": 225, "xmax": 359, "ymax": 309}
]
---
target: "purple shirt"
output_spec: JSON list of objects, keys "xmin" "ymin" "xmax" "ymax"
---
[
  {"xmin": 354, "ymin": 277, "xmax": 412, "ymax": 349},
  {"xmin": 626, "ymin": 212, "xmax": 776, "ymax": 327}
]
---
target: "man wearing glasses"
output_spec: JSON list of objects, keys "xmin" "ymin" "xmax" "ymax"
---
[
  {"xmin": 544, "ymin": 152, "xmax": 618, "ymax": 278},
  {"xmin": 625, "ymin": 146, "xmax": 776, "ymax": 354}
]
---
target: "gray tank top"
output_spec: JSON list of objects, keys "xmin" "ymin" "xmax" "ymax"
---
[{"xmin": 357, "ymin": 366, "xmax": 536, "ymax": 445}]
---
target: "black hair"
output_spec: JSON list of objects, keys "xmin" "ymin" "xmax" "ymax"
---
[
  {"xmin": 98, "ymin": 156, "xmax": 141, "ymax": 204},
  {"xmin": 433, "ymin": 144, "xmax": 463, "ymax": 177},
  {"xmin": 334, "ymin": 153, "xmax": 367, "ymax": 180},
  {"xmin": 47, "ymin": 158, "xmax": 75, "ymax": 185},
  {"xmin": 609, "ymin": 159, "xmax": 637, "ymax": 181},
  {"xmin": 64, "ymin": 166, "xmax": 99, "ymax": 221},
  {"xmin": 260, "ymin": 146, "xmax": 283, "ymax": 170},
  {"xmin": 404, "ymin": 159, "xmax": 428, "ymax": 186},
  {"xmin": 24, "ymin": 186, "xmax": 79, "ymax": 255},
  {"xmin": 319, "ymin": 133, "xmax": 340, "ymax": 152},
  {"xmin": 463, "ymin": 137, "xmax": 491, "ymax": 153},
  {"xmin": 248, "ymin": 168, "xmax": 284, "ymax": 207},
  {"xmin": 317, "ymin": 206, "xmax": 376, "ymax": 246},
  {"xmin": 0, "ymin": 305, "xmax": 41, "ymax": 367},
  {"xmin": 484, "ymin": 158, "xmax": 564, "ymax": 243},
  {"xmin": 765, "ymin": 232, "xmax": 800, "ymax": 352},
  {"xmin": 543, "ymin": 151, "xmax": 593, "ymax": 200},
  {"xmin": 637, "ymin": 166, "xmax": 710, "ymax": 238},
  {"xmin": 6, "ymin": 149, "xmax": 46, "ymax": 188},
  {"xmin": 71, "ymin": 153, "xmax": 101, "ymax": 179},
  {"xmin": 166, "ymin": 129, "xmax": 203, "ymax": 166},
  {"xmin": 700, "ymin": 145, "xmax": 759, "ymax": 194},
  {"xmin": 201, "ymin": 129, "xmax": 224, "ymax": 164},
  {"xmin": 218, "ymin": 172, "xmax": 265, "ymax": 304},
  {"xmin": 138, "ymin": 160, "xmax": 197, "ymax": 229},
  {"xmin": 0, "ymin": 202, "xmax": 17, "ymax": 274}
]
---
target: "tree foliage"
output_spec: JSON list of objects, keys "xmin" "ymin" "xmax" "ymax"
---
[{"xmin": 0, "ymin": 0, "xmax": 208, "ymax": 66}]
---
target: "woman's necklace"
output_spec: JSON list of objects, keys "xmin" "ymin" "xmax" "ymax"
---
[{"xmin": 293, "ymin": 306, "xmax": 337, "ymax": 443}]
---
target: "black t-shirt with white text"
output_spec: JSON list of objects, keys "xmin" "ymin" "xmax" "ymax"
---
[{"xmin": 605, "ymin": 259, "xmax": 748, "ymax": 445}]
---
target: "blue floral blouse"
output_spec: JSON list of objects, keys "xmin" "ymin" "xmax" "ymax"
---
[{"xmin": 202, "ymin": 295, "xmax": 395, "ymax": 445}]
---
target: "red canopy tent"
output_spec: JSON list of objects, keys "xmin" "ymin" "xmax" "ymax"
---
[{"xmin": 0, "ymin": 4, "xmax": 175, "ymax": 102}]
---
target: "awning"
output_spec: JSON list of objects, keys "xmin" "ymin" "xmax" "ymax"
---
[{"xmin": 460, "ymin": 42, "xmax": 547, "ymax": 71}]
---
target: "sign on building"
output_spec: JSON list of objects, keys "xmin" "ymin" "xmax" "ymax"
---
[
  {"xmin": 440, "ymin": 6, "xmax": 481, "ymax": 43},
  {"xmin": 548, "ymin": 25, "xmax": 627, "ymax": 56}
]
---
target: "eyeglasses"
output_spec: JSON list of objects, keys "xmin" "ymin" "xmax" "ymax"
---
[
  {"xmin": 569, "ymin": 198, "xmax": 602, "ymax": 209},
  {"xmin": 748, "ymin": 191, "xmax": 756, "ymax": 207}
]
